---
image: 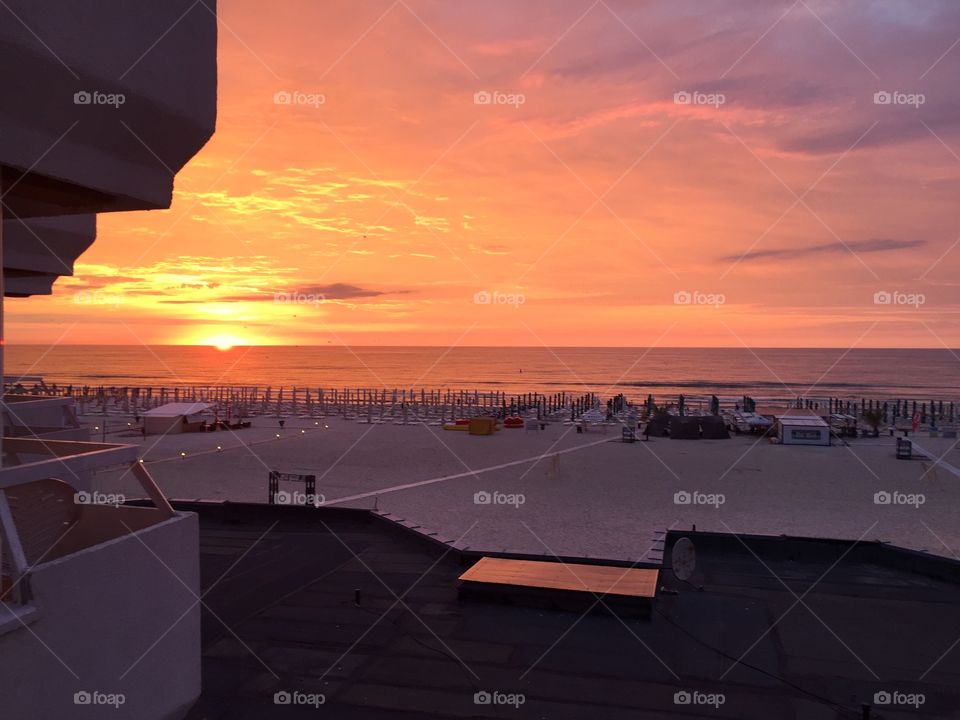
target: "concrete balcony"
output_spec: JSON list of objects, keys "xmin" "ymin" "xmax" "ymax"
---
[
  {"xmin": 0, "ymin": 439, "xmax": 199, "ymax": 720},
  {"xmin": 0, "ymin": 2, "xmax": 218, "ymax": 716},
  {"xmin": 3, "ymin": 395, "xmax": 87, "ymax": 443},
  {"xmin": 3, "ymin": 215, "xmax": 96, "ymax": 297},
  {"xmin": 0, "ymin": 1, "xmax": 218, "ymax": 220}
]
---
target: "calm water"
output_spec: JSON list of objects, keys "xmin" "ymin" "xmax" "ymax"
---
[{"xmin": 5, "ymin": 346, "xmax": 959, "ymax": 402}]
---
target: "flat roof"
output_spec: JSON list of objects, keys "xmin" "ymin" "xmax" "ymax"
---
[
  {"xmin": 758, "ymin": 406, "xmax": 826, "ymax": 418},
  {"xmin": 173, "ymin": 502, "xmax": 960, "ymax": 718},
  {"xmin": 143, "ymin": 402, "xmax": 213, "ymax": 417},
  {"xmin": 776, "ymin": 415, "xmax": 828, "ymax": 427}
]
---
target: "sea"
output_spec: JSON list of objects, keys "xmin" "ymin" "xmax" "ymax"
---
[{"xmin": 5, "ymin": 346, "xmax": 958, "ymax": 404}]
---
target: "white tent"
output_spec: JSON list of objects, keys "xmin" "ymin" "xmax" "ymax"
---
[{"xmin": 143, "ymin": 402, "xmax": 213, "ymax": 435}]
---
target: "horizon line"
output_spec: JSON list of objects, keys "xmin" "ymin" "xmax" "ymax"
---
[{"xmin": 6, "ymin": 344, "xmax": 960, "ymax": 351}]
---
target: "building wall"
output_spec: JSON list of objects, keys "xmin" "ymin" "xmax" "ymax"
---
[
  {"xmin": 0, "ymin": 513, "xmax": 201, "ymax": 720},
  {"xmin": 144, "ymin": 415, "xmax": 186, "ymax": 436},
  {"xmin": 779, "ymin": 423, "xmax": 830, "ymax": 446}
]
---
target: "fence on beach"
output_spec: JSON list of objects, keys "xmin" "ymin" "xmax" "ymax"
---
[{"xmin": 3, "ymin": 381, "xmax": 957, "ymax": 427}]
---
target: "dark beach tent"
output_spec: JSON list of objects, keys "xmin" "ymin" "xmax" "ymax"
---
[
  {"xmin": 669, "ymin": 415, "xmax": 700, "ymax": 439},
  {"xmin": 645, "ymin": 414, "xmax": 670, "ymax": 437},
  {"xmin": 699, "ymin": 415, "xmax": 730, "ymax": 439}
]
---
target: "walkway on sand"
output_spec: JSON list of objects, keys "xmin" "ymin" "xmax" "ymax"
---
[{"xmin": 323, "ymin": 436, "xmax": 614, "ymax": 506}]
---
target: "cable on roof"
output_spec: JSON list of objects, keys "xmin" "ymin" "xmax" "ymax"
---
[{"xmin": 653, "ymin": 606, "xmax": 864, "ymax": 718}]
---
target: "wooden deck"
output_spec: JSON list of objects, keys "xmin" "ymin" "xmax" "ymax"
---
[{"xmin": 458, "ymin": 557, "xmax": 659, "ymax": 617}]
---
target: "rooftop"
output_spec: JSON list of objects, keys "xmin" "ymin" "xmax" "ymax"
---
[
  {"xmin": 180, "ymin": 502, "xmax": 960, "ymax": 719},
  {"xmin": 144, "ymin": 402, "xmax": 215, "ymax": 417},
  {"xmin": 776, "ymin": 416, "xmax": 830, "ymax": 427}
]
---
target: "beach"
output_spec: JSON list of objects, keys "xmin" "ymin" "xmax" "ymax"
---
[{"xmin": 89, "ymin": 412, "xmax": 960, "ymax": 563}]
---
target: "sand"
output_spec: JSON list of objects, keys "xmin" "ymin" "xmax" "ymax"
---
[{"xmin": 89, "ymin": 414, "xmax": 960, "ymax": 563}]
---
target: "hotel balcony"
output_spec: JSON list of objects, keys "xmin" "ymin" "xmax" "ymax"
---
[
  {"xmin": 3, "ymin": 394, "xmax": 88, "ymax": 443},
  {"xmin": 0, "ymin": 438, "xmax": 199, "ymax": 719},
  {"xmin": 0, "ymin": 0, "xmax": 218, "ymax": 715}
]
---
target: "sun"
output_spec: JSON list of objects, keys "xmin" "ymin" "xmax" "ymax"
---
[{"xmin": 201, "ymin": 334, "xmax": 246, "ymax": 351}]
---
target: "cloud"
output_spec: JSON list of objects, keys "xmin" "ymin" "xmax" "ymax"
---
[
  {"xmin": 720, "ymin": 238, "xmax": 925, "ymax": 263},
  {"xmin": 296, "ymin": 283, "xmax": 403, "ymax": 299},
  {"xmin": 160, "ymin": 283, "xmax": 406, "ymax": 304}
]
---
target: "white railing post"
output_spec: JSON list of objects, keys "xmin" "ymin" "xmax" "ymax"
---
[{"xmin": 0, "ymin": 489, "xmax": 29, "ymax": 604}]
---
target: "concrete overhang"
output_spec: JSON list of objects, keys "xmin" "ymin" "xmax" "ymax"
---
[{"xmin": 0, "ymin": 0, "xmax": 218, "ymax": 218}]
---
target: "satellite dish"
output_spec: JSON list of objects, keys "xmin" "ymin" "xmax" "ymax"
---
[{"xmin": 672, "ymin": 537, "xmax": 697, "ymax": 581}]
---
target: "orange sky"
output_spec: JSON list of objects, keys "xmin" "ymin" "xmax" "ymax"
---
[{"xmin": 10, "ymin": 0, "xmax": 960, "ymax": 348}]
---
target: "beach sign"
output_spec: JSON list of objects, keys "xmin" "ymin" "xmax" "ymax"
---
[{"xmin": 268, "ymin": 471, "xmax": 322, "ymax": 507}]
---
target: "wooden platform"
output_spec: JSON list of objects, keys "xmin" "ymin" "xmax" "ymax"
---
[{"xmin": 458, "ymin": 557, "xmax": 659, "ymax": 618}]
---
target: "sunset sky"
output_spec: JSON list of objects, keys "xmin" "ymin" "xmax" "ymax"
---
[{"xmin": 11, "ymin": 0, "xmax": 960, "ymax": 348}]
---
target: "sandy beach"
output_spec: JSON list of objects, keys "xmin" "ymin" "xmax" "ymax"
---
[{"xmin": 88, "ymin": 413, "xmax": 960, "ymax": 563}]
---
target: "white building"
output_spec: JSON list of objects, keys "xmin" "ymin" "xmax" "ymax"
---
[
  {"xmin": 0, "ymin": 3, "xmax": 218, "ymax": 718},
  {"xmin": 144, "ymin": 402, "xmax": 214, "ymax": 435},
  {"xmin": 776, "ymin": 412, "xmax": 831, "ymax": 446}
]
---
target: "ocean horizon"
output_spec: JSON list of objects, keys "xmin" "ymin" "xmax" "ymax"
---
[{"xmin": 7, "ymin": 345, "xmax": 959, "ymax": 402}]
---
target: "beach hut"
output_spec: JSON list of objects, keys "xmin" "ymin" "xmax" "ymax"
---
[
  {"xmin": 669, "ymin": 415, "xmax": 700, "ymax": 439},
  {"xmin": 143, "ymin": 402, "xmax": 213, "ymax": 435},
  {"xmin": 776, "ymin": 412, "xmax": 830, "ymax": 446},
  {"xmin": 645, "ymin": 414, "xmax": 670, "ymax": 437},
  {"xmin": 699, "ymin": 416, "xmax": 730, "ymax": 439}
]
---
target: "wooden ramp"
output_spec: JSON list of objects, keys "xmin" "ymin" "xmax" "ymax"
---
[{"xmin": 458, "ymin": 557, "xmax": 659, "ymax": 618}]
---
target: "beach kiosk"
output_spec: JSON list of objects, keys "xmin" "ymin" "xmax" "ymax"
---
[
  {"xmin": 775, "ymin": 412, "xmax": 830, "ymax": 446},
  {"xmin": 144, "ymin": 402, "xmax": 213, "ymax": 435}
]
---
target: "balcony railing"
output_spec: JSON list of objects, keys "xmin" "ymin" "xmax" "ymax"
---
[{"xmin": 0, "ymin": 438, "xmax": 173, "ymax": 606}]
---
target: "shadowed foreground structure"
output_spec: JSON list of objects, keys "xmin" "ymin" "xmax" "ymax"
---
[
  {"xmin": 0, "ymin": 2, "xmax": 218, "ymax": 717},
  {"xmin": 181, "ymin": 502, "xmax": 960, "ymax": 719}
]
